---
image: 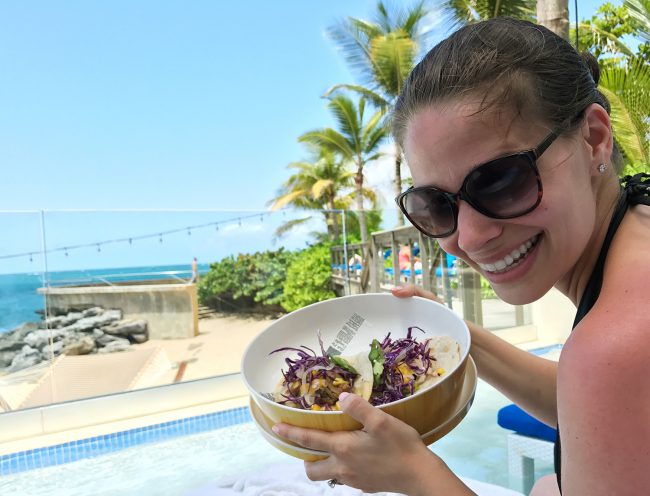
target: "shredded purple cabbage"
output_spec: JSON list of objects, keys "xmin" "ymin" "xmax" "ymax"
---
[
  {"xmin": 269, "ymin": 333, "xmax": 358, "ymax": 411},
  {"xmin": 369, "ymin": 326, "xmax": 433, "ymax": 406}
]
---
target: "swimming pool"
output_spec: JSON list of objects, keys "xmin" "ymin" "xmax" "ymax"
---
[{"xmin": 0, "ymin": 347, "xmax": 560, "ymax": 495}]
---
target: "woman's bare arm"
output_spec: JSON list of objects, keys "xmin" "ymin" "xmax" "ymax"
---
[{"xmin": 393, "ymin": 285, "xmax": 559, "ymax": 426}]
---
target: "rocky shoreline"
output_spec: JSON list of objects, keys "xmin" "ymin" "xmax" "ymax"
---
[{"xmin": 0, "ymin": 306, "xmax": 148, "ymax": 373}]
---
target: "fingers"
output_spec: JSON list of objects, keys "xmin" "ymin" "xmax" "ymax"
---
[
  {"xmin": 391, "ymin": 283, "xmax": 440, "ymax": 303},
  {"xmin": 272, "ymin": 423, "xmax": 335, "ymax": 452},
  {"xmin": 303, "ymin": 458, "xmax": 339, "ymax": 482},
  {"xmin": 338, "ymin": 392, "xmax": 386, "ymax": 433}
]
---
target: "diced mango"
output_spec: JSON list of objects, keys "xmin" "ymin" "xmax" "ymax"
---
[{"xmin": 397, "ymin": 363, "xmax": 415, "ymax": 384}]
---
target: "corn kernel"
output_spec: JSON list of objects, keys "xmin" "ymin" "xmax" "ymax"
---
[
  {"xmin": 332, "ymin": 377, "xmax": 348, "ymax": 387},
  {"xmin": 311, "ymin": 404, "xmax": 322, "ymax": 411},
  {"xmin": 435, "ymin": 368, "xmax": 446, "ymax": 376},
  {"xmin": 334, "ymin": 401, "xmax": 342, "ymax": 411}
]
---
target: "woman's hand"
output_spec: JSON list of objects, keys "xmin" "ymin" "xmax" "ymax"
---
[
  {"xmin": 272, "ymin": 392, "xmax": 441, "ymax": 495},
  {"xmin": 391, "ymin": 284, "xmax": 442, "ymax": 304}
]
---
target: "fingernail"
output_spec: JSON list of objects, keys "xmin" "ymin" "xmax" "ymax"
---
[
  {"xmin": 338, "ymin": 392, "xmax": 350, "ymax": 402},
  {"xmin": 272, "ymin": 425, "xmax": 280, "ymax": 435}
]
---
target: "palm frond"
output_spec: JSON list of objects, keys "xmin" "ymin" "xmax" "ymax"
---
[
  {"xmin": 269, "ymin": 190, "xmax": 307, "ymax": 211},
  {"xmin": 599, "ymin": 58, "xmax": 650, "ymax": 165},
  {"xmin": 323, "ymin": 84, "xmax": 390, "ymax": 109},
  {"xmin": 626, "ymin": 0, "xmax": 650, "ymax": 41},
  {"xmin": 369, "ymin": 31, "xmax": 417, "ymax": 97},
  {"xmin": 327, "ymin": 96, "xmax": 362, "ymax": 149},
  {"xmin": 311, "ymin": 179, "xmax": 334, "ymax": 199},
  {"xmin": 272, "ymin": 217, "xmax": 312, "ymax": 241},
  {"xmin": 299, "ymin": 129, "xmax": 356, "ymax": 160}
]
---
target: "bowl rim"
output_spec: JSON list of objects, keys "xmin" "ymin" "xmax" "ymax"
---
[{"xmin": 241, "ymin": 293, "xmax": 471, "ymax": 415}]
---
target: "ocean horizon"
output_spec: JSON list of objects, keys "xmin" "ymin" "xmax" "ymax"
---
[{"xmin": 0, "ymin": 262, "xmax": 209, "ymax": 333}]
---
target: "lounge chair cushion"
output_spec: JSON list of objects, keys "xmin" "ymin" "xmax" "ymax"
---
[{"xmin": 497, "ymin": 404, "xmax": 557, "ymax": 442}]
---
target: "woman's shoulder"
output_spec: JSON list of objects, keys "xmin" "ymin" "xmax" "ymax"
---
[{"xmin": 598, "ymin": 203, "xmax": 650, "ymax": 310}]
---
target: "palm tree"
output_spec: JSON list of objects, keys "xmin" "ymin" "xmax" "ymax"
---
[
  {"xmin": 442, "ymin": 0, "xmax": 535, "ymax": 27},
  {"xmin": 599, "ymin": 56, "xmax": 650, "ymax": 174},
  {"xmin": 299, "ymin": 95, "xmax": 388, "ymax": 245},
  {"xmin": 326, "ymin": 1, "xmax": 432, "ymax": 225},
  {"xmin": 268, "ymin": 148, "xmax": 355, "ymax": 242}
]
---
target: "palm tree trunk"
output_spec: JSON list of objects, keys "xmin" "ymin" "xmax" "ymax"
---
[
  {"xmin": 355, "ymin": 167, "xmax": 369, "ymax": 245},
  {"xmin": 394, "ymin": 141, "xmax": 405, "ymax": 226},
  {"xmin": 537, "ymin": 0, "xmax": 570, "ymax": 40},
  {"xmin": 327, "ymin": 201, "xmax": 340, "ymax": 241}
]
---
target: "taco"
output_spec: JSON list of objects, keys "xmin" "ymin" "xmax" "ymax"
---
[
  {"xmin": 270, "ymin": 338, "xmax": 373, "ymax": 411},
  {"xmin": 368, "ymin": 326, "xmax": 461, "ymax": 406}
]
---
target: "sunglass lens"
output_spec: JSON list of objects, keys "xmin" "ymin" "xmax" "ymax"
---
[
  {"xmin": 466, "ymin": 155, "xmax": 540, "ymax": 217},
  {"xmin": 402, "ymin": 189, "xmax": 455, "ymax": 237}
]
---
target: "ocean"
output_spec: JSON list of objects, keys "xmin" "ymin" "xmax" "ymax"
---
[{"xmin": 0, "ymin": 263, "xmax": 209, "ymax": 333}]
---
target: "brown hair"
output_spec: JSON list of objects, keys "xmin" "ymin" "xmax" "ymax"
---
[{"xmin": 393, "ymin": 18, "xmax": 620, "ymax": 167}]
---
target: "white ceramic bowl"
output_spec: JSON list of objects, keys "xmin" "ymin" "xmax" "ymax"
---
[{"xmin": 241, "ymin": 293, "xmax": 471, "ymax": 434}]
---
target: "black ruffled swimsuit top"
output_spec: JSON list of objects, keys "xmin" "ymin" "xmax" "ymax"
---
[{"xmin": 554, "ymin": 173, "xmax": 650, "ymax": 493}]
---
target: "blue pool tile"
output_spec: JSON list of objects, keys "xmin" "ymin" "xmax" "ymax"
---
[{"xmin": 0, "ymin": 406, "xmax": 253, "ymax": 476}]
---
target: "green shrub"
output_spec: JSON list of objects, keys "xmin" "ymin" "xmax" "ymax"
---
[
  {"xmin": 198, "ymin": 248, "xmax": 296, "ymax": 312},
  {"xmin": 282, "ymin": 243, "xmax": 336, "ymax": 312}
]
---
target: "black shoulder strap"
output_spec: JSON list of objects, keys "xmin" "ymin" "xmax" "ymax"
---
[{"xmin": 572, "ymin": 172, "xmax": 650, "ymax": 328}]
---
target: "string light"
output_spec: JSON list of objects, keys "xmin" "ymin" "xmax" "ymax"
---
[{"xmin": 0, "ymin": 211, "xmax": 275, "ymax": 261}]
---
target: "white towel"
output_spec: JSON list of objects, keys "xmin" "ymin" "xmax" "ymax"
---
[{"xmin": 188, "ymin": 460, "xmax": 523, "ymax": 496}]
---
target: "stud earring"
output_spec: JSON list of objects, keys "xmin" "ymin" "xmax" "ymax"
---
[{"xmin": 598, "ymin": 163, "xmax": 608, "ymax": 174}]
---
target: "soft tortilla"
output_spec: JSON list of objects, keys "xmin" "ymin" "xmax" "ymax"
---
[
  {"xmin": 272, "ymin": 351, "xmax": 374, "ymax": 406},
  {"xmin": 418, "ymin": 335, "xmax": 461, "ymax": 388}
]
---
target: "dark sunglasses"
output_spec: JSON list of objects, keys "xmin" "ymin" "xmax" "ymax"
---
[{"xmin": 395, "ymin": 131, "xmax": 560, "ymax": 238}]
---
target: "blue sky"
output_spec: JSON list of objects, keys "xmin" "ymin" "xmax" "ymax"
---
[{"xmin": 0, "ymin": 0, "xmax": 609, "ymax": 273}]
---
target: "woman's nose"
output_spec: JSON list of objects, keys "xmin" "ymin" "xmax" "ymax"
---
[{"xmin": 455, "ymin": 200, "xmax": 502, "ymax": 254}]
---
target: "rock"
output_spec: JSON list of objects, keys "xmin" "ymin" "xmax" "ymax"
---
[
  {"xmin": 102, "ymin": 320, "xmax": 147, "ymax": 338},
  {"xmin": 0, "ymin": 351, "xmax": 16, "ymax": 368},
  {"xmin": 96, "ymin": 333, "xmax": 125, "ymax": 347},
  {"xmin": 97, "ymin": 339, "xmax": 131, "ymax": 354},
  {"xmin": 129, "ymin": 333, "xmax": 148, "ymax": 344},
  {"xmin": 45, "ymin": 312, "xmax": 83, "ymax": 329},
  {"xmin": 23, "ymin": 329, "xmax": 67, "ymax": 350},
  {"xmin": 42, "ymin": 340, "xmax": 65, "ymax": 358},
  {"xmin": 61, "ymin": 310, "xmax": 122, "ymax": 333},
  {"xmin": 81, "ymin": 307, "xmax": 103, "ymax": 318},
  {"xmin": 63, "ymin": 336, "xmax": 96, "ymax": 356},
  {"xmin": 7, "ymin": 345, "xmax": 42, "ymax": 372}
]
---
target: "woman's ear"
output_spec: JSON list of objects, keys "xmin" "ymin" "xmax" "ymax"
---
[{"xmin": 581, "ymin": 103, "xmax": 614, "ymax": 176}]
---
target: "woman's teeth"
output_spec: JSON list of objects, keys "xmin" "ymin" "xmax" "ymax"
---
[{"xmin": 479, "ymin": 235, "xmax": 539, "ymax": 274}]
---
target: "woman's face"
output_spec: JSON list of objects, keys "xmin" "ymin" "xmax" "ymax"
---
[{"xmin": 403, "ymin": 101, "xmax": 598, "ymax": 305}]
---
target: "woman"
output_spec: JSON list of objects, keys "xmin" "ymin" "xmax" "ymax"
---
[{"xmin": 273, "ymin": 18, "xmax": 649, "ymax": 495}]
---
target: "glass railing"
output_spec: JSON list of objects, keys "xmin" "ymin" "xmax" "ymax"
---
[{"xmin": 0, "ymin": 209, "xmax": 327, "ymax": 412}]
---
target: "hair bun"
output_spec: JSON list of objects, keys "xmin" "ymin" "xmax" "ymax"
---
[{"xmin": 581, "ymin": 51, "xmax": 600, "ymax": 86}]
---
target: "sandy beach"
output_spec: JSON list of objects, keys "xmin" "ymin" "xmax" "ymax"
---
[
  {"xmin": 0, "ymin": 313, "xmax": 276, "ymax": 412},
  {"xmin": 137, "ymin": 312, "xmax": 276, "ymax": 384}
]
